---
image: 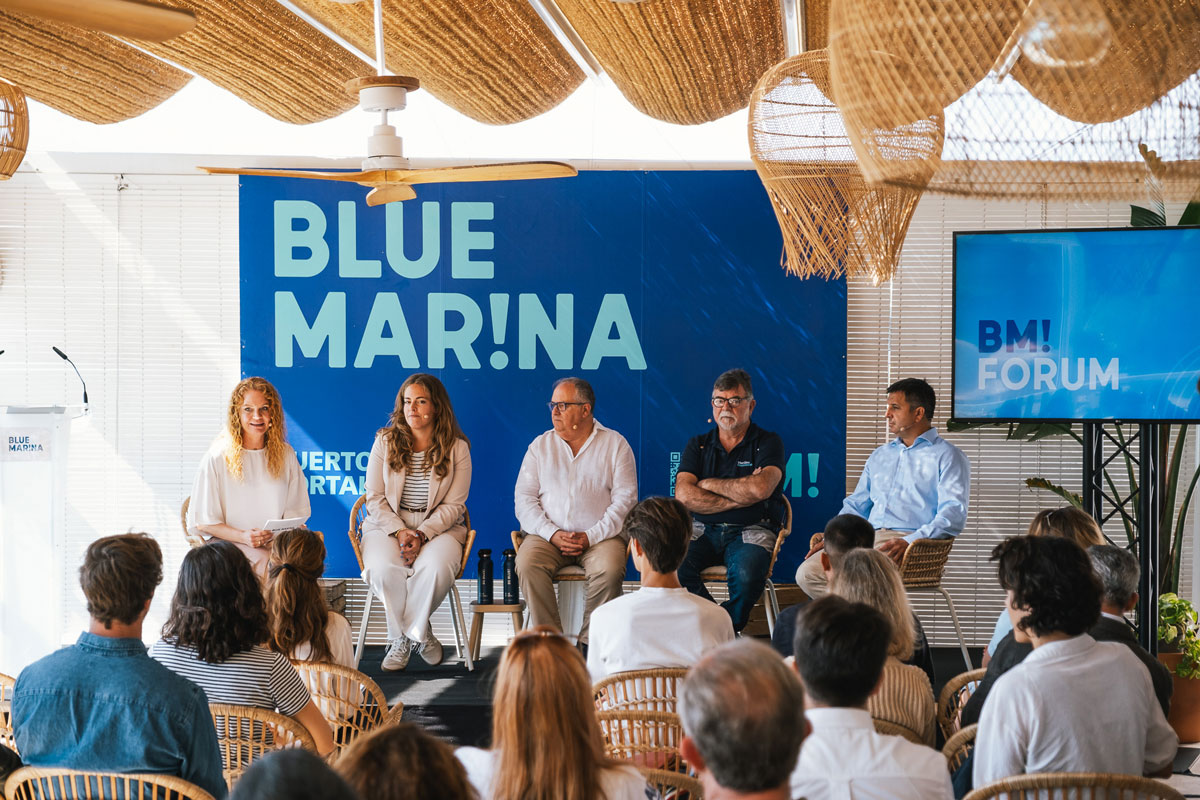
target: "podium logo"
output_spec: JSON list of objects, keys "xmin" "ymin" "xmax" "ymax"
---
[{"xmin": 2, "ymin": 430, "xmax": 50, "ymax": 462}]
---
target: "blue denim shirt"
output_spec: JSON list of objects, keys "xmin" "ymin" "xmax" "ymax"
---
[{"xmin": 13, "ymin": 632, "xmax": 227, "ymax": 798}]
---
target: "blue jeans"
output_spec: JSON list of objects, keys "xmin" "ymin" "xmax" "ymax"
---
[{"xmin": 678, "ymin": 522, "xmax": 773, "ymax": 632}]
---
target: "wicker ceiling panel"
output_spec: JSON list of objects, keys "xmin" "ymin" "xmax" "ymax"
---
[
  {"xmin": 0, "ymin": 10, "xmax": 190, "ymax": 125},
  {"xmin": 292, "ymin": 0, "xmax": 583, "ymax": 125},
  {"xmin": 125, "ymin": 0, "xmax": 370, "ymax": 125},
  {"xmin": 803, "ymin": 0, "xmax": 830, "ymax": 50},
  {"xmin": 555, "ymin": 0, "xmax": 785, "ymax": 126}
]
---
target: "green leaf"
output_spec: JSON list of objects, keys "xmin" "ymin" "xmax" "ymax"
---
[
  {"xmin": 1130, "ymin": 204, "xmax": 1167, "ymax": 227},
  {"xmin": 1178, "ymin": 201, "xmax": 1200, "ymax": 226},
  {"xmin": 1024, "ymin": 477, "xmax": 1083, "ymax": 507}
]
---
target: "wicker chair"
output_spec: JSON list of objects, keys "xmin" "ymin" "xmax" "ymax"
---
[
  {"xmin": 290, "ymin": 660, "xmax": 403, "ymax": 754},
  {"xmin": 698, "ymin": 497, "xmax": 792, "ymax": 636},
  {"xmin": 596, "ymin": 710, "xmax": 688, "ymax": 774},
  {"xmin": 942, "ymin": 723, "xmax": 977, "ymax": 774},
  {"xmin": 348, "ymin": 495, "xmax": 474, "ymax": 671},
  {"xmin": 963, "ymin": 772, "xmax": 1184, "ymax": 800},
  {"xmin": 873, "ymin": 717, "xmax": 925, "ymax": 745},
  {"xmin": 180, "ymin": 496, "xmax": 205, "ymax": 549},
  {"xmin": 900, "ymin": 538, "xmax": 972, "ymax": 671},
  {"xmin": 593, "ymin": 668, "xmax": 690, "ymax": 714},
  {"xmin": 640, "ymin": 767, "xmax": 704, "ymax": 799},
  {"xmin": 5, "ymin": 767, "xmax": 215, "ymax": 800},
  {"xmin": 937, "ymin": 667, "xmax": 985, "ymax": 741},
  {"xmin": 208, "ymin": 702, "xmax": 317, "ymax": 789},
  {"xmin": 0, "ymin": 671, "xmax": 15, "ymax": 754}
]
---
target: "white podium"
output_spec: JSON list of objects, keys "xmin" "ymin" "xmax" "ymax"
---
[{"xmin": 0, "ymin": 405, "xmax": 81, "ymax": 673}]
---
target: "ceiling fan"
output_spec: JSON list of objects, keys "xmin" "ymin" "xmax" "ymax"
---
[
  {"xmin": 0, "ymin": 0, "xmax": 196, "ymax": 41},
  {"xmin": 200, "ymin": 0, "xmax": 577, "ymax": 206}
]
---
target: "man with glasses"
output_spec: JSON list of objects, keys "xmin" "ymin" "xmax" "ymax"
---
[
  {"xmin": 675, "ymin": 368, "xmax": 785, "ymax": 632},
  {"xmin": 514, "ymin": 377, "xmax": 637, "ymax": 652}
]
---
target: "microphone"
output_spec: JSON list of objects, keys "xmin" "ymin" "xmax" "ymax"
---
[
  {"xmin": 422, "ymin": 415, "xmax": 430, "ymax": 419},
  {"xmin": 707, "ymin": 418, "xmax": 713, "ymax": 423},
  {"xmin": 52, "ymin": 346, "xmax": 89, "ymax": 406},
  {"xmin": 572, "ymin": 424, "xmax": 578, "ymax": 430}
]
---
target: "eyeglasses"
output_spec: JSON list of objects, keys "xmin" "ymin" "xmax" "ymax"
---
[
  {"xmin": 547, "ymin": 401, "xmax": 587, "ymax": 412},
  {"xmin": 711, "ymin": 396, "xmax": 750, "ymax": 408}
]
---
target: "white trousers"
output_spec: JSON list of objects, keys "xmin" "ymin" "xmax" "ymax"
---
[{"xmin": 361, "ymin": 529, "xmax": 462, "ymax": 642}]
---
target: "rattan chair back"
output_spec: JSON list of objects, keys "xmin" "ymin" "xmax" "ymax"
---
[
  {"xmin": 594, "ymin": 668, "xmax": 689, "ymax": 713},
  {"xmin": 596, "ymin": 710, "xmax": 688, "ymax": 774},
  {"xmin": 0, "ymin": 671, "xmax": 15, "ymax": 753},
  {"xmin": 180, "ymin": 496, "xmax": 205, "ymax": 549},
  {"xmin": 4, "ymin": 767, "xmax": 215, "ymax": 800},
  {"xmin": 873, "ymin": 717, "xmax": 925, "ymax": 745},
  {"xmin": 290, "ymin": 660, "xmax": 403, "ymax": 754},
  {"xmin": 963, "ymin": 771, "xmax": 1184, "ymax": 800},
  {"xmin": 942, "ymin": 723, "xmax": 978, "ymax": 774},
  {"xmin": 899, "ymin": 537, "xmax": 954, "ymax": 588},
  {"xmin": 937, "ymin": 667, "xmax": 985, "ymax": 740},
  {"xmin": 208, "ymin": 702, "xmax": 317, "ymax": 789},
  {"xmin": 640, "ymin": 767, "xmax": 704, "ymax": 799},
  {"xmin": 0, "ymin": 79, "xmax": 28, "ymax": 180}
]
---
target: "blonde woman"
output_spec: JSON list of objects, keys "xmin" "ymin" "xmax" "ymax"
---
[
  {"xmin": 187, "ymin": 377, "xmax": 309, "ymax": 578},
  {"xmin": 830, "ymin": 548, "xmax": 936, "ymax": 745}
]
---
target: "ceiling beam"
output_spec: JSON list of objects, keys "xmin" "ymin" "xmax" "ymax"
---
[{"xmin": 525, "ymin": 0, "xmax": 603, "ymax": 81}]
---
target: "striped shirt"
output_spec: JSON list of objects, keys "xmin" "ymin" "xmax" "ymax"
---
[
  {"xmin": 149, "ymin": 640, "xmax": 310, "ymax": 716},
  {"xmin": 399, "ymin": 451, "xmax": 430, "ymax": 511},
  {"xmin": 868, "ymin": 657, "xmax": 936, "ymax": 746}
]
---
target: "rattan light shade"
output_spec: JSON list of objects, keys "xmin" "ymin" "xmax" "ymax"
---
[
  {"xmin": 555, "ymin": 0, "xmax": 785, "ymax": 125},
  {"xmin": 0, "ymin": 79, "xmax": 28, "ymax": 179},
  {"xmin": 748, "ymin": 51, "xmax": 941, "ymax": 282}
]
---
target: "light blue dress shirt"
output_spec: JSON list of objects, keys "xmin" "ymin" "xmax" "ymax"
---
[{"xmin": 840, "ymin": 428, "xmax": 970, "ymax": 543}]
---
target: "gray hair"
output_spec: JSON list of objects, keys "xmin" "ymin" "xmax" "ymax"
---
[
  {"xmin": 679, "ymin": 639, "xmax": 805, "ymax": 792},
  {"xmin": 551, "ymin": 377, "xmax": 595, "ymax": 410},
  {"xmin": 1088, "ymin": 545, "xmax": 1140, "ymax": 608},
  {"xmin": 713, "ymin": 368, "xmax": 753, "ymax": 397}
]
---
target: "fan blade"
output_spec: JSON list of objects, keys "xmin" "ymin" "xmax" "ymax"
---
[
  {"xmin": 200, "ymin": 166, "xmax": 389, "ymax": 184},
  {"xmin": 402, "ymin": 161, "xmax": 577, "ymax": 186},
  {"xmin": 0, "ymin": 0, "xmax": 196, "ymax": 41},
  {"xmin": 365, "ymin": 185, "xmax": 418, "ymax": 206}
]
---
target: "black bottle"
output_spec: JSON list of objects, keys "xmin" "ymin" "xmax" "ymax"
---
[
  {"xmin": 476, "ymin": 549, "xmax": 494, "ymax": 605},
  {"xmin": 502, "ymin": 548, "xmax": 519, "ymax": 605}
]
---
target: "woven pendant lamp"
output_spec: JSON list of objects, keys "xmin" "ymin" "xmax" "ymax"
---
[
  {"xmin": 748, "ymin": 51, "xmax": 942, "ymax": 282},
  {"xmin": 0, "ymin": 79, "xmax": 28, "ymax": 179}
]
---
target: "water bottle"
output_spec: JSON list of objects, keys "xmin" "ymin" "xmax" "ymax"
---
[
  {"xmin": 476, "ymin": 549, "xmax": 494, "ymax": 605},
  {"xmin": 502, "ymin": 548, "xmax": 519, "ymax": 605}
]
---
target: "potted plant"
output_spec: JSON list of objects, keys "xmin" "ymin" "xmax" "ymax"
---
[{"xmin": 1159, "ymin": 593, "xmax": 1200, "ymax": 740}]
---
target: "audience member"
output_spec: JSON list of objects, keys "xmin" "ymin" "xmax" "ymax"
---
[
  {"xmin": 675, "ymin": 368, "xmax": 786, "ymax": 633},
  {"xmin": 798, "ymin": 378, "xmax": 969, "ymax": 596},
  {"xmin": 338, "ymin": 723, "xmax": 477, "ymax": 800},
  {"xmin": 150, "ymin": 541, "xmax": 336, "ymax": 756},
  {"xmin": 229, "ymin": 749, "xmax": 360, "ymax": 800},
  {"xmin": 265, "ymin": 528, "xmax": 354, "ymax": 667},
  {"xmin": 587, "ymin": 496, "xmax": 733, "ymax": 681},
  {"xmin": 0, "ymin": 743, "xmax": 20, "ymax": 788},
  {"xmin": 790, "ymin": 596, "xmax": 952, "ymax": 800},
  {"xmin": 679, "ymin": 639, "xmax": 806, "ymax": 800},
  {"xmin": 515, "ymin": 378, "xmax": 637, "ymax": 651},
  {"xmin": 11, "ymin": 534, "xmax": 225, "ymax": 798},
  {"xmin": 455, "ymin": 627, "xmax": 653, "ymax": 800},
  {"xmin": 972, "ymin": 536, "xmax": 1177, "ymax": 788},
  {"xmin": 830, "ymin": 549, "xmax": 935, "ymax": 745}
]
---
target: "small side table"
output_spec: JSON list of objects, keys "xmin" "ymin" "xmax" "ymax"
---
[{"xmin": 468, "ymin": 601, "xmax": 526, "ymax": 661}]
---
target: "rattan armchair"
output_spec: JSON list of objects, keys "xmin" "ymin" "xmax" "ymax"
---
[
  {"xmin": 942, "ymin": 723, "xmax": 977, "ymax": 774},
  {"xmin": 963, "ymin": 772, "xmax": 1184, "ymax": 800},
  {"xmin": 937, "ymin": 667, "xmax": 985, "ymax": 741},
  {"xmin": 640, "ymin": 767, "xmax": 704, "ymax": 799},
  {"xmin": 208, "ymin": 702, "xmax": 317, "ymax": 789},
  {"xmin": 900, "ymin": 537, "xmax": 972, "ymax": 670},
  {"xmin": 873, "ymin": 717, "xmax": 925, "ymax": 745},
  {"xmin": 290, "ymin": 660, "xmax": 403, "ymax": 754},
  {"xmin": 5, "ymin": 767, "xmax": 215, "ymax": 800},
  {"xmin": 593, "ymin": 668, "xmax": 689, "ymax": 714},
  {"xmin": 180, "ymin": 496, "xmax": 205, "ymax": 549},
  {"xmin": 596, "ymin": 709, "xmax": 688, "ymax": 774},
  {"xmin": 699, "ymin": 497, "xmax": 792, "ymax": 636},
  {"xmin": 0, "ymin": 671, "xmax": 15, "ymax": 753}
]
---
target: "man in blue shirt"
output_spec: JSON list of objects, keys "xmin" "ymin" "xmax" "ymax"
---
[
  {"xmin": 796, "ymin": 378, "xmax": 970, "ymax": 597},
  {"xmin": 13, "ymin": 533, "xmax": 226, "ymax": 798}
]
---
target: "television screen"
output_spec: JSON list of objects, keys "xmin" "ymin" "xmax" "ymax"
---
[{"xmin": 953, "ymin": 226, "xmax": 1200, "ymax": 422}]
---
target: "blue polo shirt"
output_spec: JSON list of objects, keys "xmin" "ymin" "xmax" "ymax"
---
[{"xmin": 678, "ymin": 422, "xmax": 786, "ymax": 527}]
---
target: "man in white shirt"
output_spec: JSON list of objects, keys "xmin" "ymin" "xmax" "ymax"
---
[
  {"xmin": 588, "ymin": 496, "xmax": 734, "ymax": 681},
  {"xmin": 514, "ymin": 377, "xmax": 637, "ymax": 647},
  {"xmin": 789, "ymin": 595, "xmax": 952, "ymax": 800}
]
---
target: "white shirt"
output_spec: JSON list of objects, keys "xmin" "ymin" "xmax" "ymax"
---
[
  {"xmin": 789, "ymin": 707, "xmax": 952, "ymax": 800},
  {"xmin": 187, "ymin": 439, "xmax": 310, "ymax": 534},
  {"xmin": 291, "ymin": 612, "xmax": 355, "ymax": 668},
  {"xmin": 455, "ymin": 746, "xmax": 653, "ymax": 800},
  {"xmin": 973, "ymin": 634, "xmax": 1178, "ymax": 787},
  {"xmin": 587, "ymin": 586, "xmax": 734, "ymax": 681},
  {"xmin": 514, "ymin": 419, "xmax": 638, "ymax": 547}
]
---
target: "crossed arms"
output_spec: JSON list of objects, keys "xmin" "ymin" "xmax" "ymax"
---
[{"xmin": 675, "ymin": 466, "xmax": 783, "ymax": 515}]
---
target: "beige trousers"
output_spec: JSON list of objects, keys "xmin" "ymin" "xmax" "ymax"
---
[
  {"xmin": 515, "ymin": 535, "xmax": 627, "ymax": 644},
  {"xmin": 795, "ymin": 528, "xmax": 908, "ymax": 599}
]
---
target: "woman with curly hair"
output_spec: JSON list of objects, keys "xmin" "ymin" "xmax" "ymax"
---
[
  {"xmin": 150, "ymin": 540, "xmax": 335, "ymax": 756},
  {"xmin": 454, "ymin": 627, "xmax": 653, "ymax": 800},
  {"xmin": 187, "ymin": 377, "xmax": 310, "ymax": 578},
  {"xmin": 265, "ymin": 528, "xmax": 354, "ymax": 667},
  {"xmin": 362, "ymin": 374, "xmax": 471, "ymax": 671},
  {"xmin": 338, "ymin": 722, "xmax": 477, "ymax": 800}
]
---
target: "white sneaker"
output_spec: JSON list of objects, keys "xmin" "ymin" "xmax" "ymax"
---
[
  {"xmin": 418, "ymin": 629, "xmax": 443, "ymax": 666},
  {"xmin": 381, "ymin": 636, "xmax": 412, "ymax": 671}
]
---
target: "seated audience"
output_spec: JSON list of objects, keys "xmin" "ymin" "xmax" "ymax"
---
[
  {"xmin": 150, "ymin": 540, "xmax": 336, "ymax": 756},
  {"xmin": 229, "ymin": 749, "xmax": 360, "ymax": 800},
  {"xmin": 679, "ymin": 639, "xmax": 806, "ymax": 800},
  {"xmin": 587, "ymin": 496, "xmax": 734, "ymax": 681},
  {"xmin": 455, "ymin": 627, "xmax": 653, "ymax": 800},
  {"xmin": 0, "ymin": 743, "xmax": 20, "ymax": 787},
  {"xmin": 11, "ymin": 534, "xmax": 226, "ymax": 798},
  {"xmin": 790, "ymin": 596, "xmax": 952, "ymax": 800},
  {"xmin": 973, "ymin": 536, "xmax": 1177, "ymax": 788},
  {"xmin": 338, "ymin": 723, "xmax": 477, "ymax": 800},
  {"xmin": 830, "ymin": 549, "xmax": 936, "ymax": 745},
  {"xmin": 265, "ymin": 528, "xmax": 354, "ymax": 667}
]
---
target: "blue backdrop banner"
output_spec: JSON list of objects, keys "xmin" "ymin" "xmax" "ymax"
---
[{"xmin": 238, "ymin": 170, "xmax": 847, "ymax": 580}]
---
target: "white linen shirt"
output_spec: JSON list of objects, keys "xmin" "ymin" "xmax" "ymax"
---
[
  {"xmin": 973, "ymin": 634, "xmax": 1178, "ymax": 787},
  {"xmin": 514, "ymin": 419, "xmax": 637, "ymax": 547},
  {"xmin": 187, "ymin": 439, "xmax": 310, "ymax": 535}
]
